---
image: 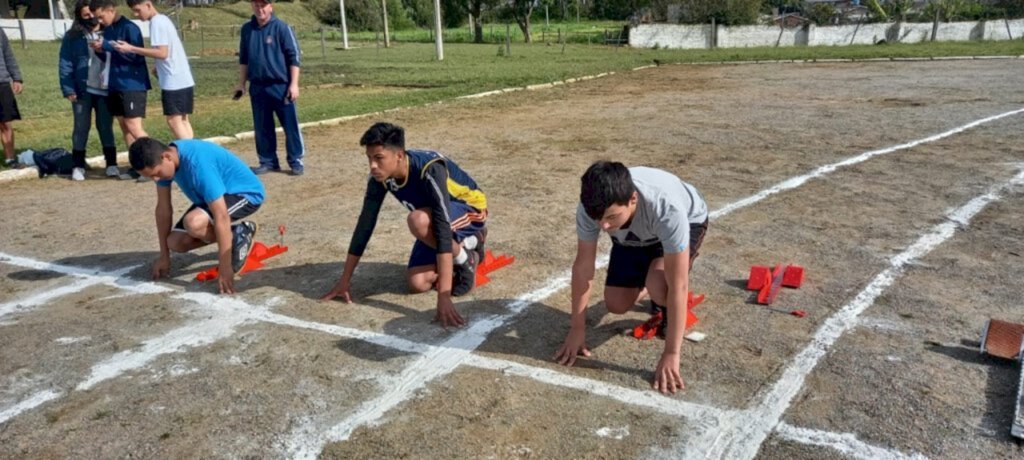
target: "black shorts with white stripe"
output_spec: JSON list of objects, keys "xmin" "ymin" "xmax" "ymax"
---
[{"xmin": 172, "ymin": 194, "xmax": 261, "ymax": 232}]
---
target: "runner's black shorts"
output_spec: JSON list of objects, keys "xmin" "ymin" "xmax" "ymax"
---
[
  {"xmin": 605, "ymin": 219, "xmax": 709, "ymax": 288},
  {"xmin": 173, "ymin": 194, "xmax": 261, "ymax": 232}
]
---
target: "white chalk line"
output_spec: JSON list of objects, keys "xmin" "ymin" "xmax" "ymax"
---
[
  {"xmin": 679, "ymin": 167, "xmax": 1024, "ymax": 460},
  {"xmin": 464, "ymin": 354, "xmax": 729, "ymax": 421},
  {"xmin": 2, "ymin": 108, "xmax": 1021, "ymax": 450},
  {"xmin": 0, "ymin": 390, "xmax": 62, "ymax": 425},
  {"xmin": 0, "ymin": 252, "xmax": 967, "ymax": 458},
  {"xmin": 774, "ymin": 422, "xmax": 929, "ymax": 460},
  {"xmin": 278, "ymin": 107, "xmax": 1024, "ymax": 457},
  {"xmin": 708, "ymin": 107, "xmax": 1024, "ymax": 220}
]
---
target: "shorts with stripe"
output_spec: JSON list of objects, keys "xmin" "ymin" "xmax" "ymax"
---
[
  {"xmin": 107, "ymin": 90, "xmax": 148, "ymax": 118},
  {"xmin": 173, "ymin": 194, "xmax": 261, "ymax": 232},
  {"xmin": 408, "ymin": 201, "xmax": 487, "ymax": 268}
]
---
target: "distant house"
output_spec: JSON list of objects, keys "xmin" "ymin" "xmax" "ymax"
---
[{"xmin": 774, "ymin": 13, "xmax": 809, "ymax": 28}]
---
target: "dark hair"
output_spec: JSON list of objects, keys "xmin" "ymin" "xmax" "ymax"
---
[
  {"xmin": 359, "ymin": 122, "xmax": 405, "ymax": 150},
  {"xmin": 129, "ymin": 137, "xmax": 169, "ymax": 170},
  {"xmin": 89, "ymin": 0, "xmax": 117, "ymax": 11},
  {"xmin": 70, "ymin": 0, "xmax": 91, "ymax": 35},
  {"xmin": 580, "ymin": 161, "xmax": 635, "ymax": 220},
  {"xmin": 125, "ymin": 0, "xmax": 148, "ymax": 8}
]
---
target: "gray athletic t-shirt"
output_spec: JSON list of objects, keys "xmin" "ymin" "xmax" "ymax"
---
[{"xmin": 576, "ymin": 167, "xmax": 708, "ymax": 254}]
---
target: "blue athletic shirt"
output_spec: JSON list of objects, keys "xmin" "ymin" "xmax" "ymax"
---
[{"xmin": 156, "ymin": 140, "xmax": 266, "ymax": 206}]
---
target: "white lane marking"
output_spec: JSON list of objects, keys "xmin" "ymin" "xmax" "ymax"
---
[
  {"xmin": 679, "ymin": 168, "xmax": 1024, "ymax": 459},
  {"xmin": 708, "ymin": 108, "xmax": 1024, "ymax": 220},
  {"xmin": 283, "ymin": 108, "xmax": 1024, "ymax": 457},
  {"xmin": 77, "ymin": 292, "xmax": 264, "ymax": 391},
  {"xmin": 0, "ymin": 263, "xmax": 141, "ymax": 320},
  {"xmin": 465, "ymin": 354, "xmax": 729, "ymax": 420},
  {"xmin": 0, "ymin": 390, "xmax": 62, "ymax": 425},
  {"xmin": 775, "ymin": 422, "xmax": 929, "ymax": 460},
  {"xmin": 282, "ymin": 261, "xmax": 599, "ymax": 459}
]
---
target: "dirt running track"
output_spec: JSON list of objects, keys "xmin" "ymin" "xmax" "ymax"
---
[{"xmin": 1, "ymin": 59, "xmax": 1024, "ymax": 459}]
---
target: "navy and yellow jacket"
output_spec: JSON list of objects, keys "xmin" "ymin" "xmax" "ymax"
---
[{"xmin": 349, "ymin": 149, "xmax": 486, "ymax": 256}]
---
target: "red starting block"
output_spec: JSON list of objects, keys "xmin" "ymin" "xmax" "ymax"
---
[
  {"xmin": 632, "ymin": 292, "xmax": 704, "ymax": 340},
  {"xmin": 196, "ymin": 241, "xmax": 289, "ymax": 281},
  {"xmin": 747, "ymin": 264, "xmax": 805, "ymax": 305},
  {"xmin": 474, "ymin": 249, "xmax": 515, "ymax": 287}
]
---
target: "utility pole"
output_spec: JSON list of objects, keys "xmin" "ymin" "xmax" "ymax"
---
[{"xmin": 339, "ymin": 0, "xmax": 349, "ymax": 49}]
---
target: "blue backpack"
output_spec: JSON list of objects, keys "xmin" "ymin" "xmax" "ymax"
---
[{"xmin": 33, "ymin": 148, "xmax": 75, "ymax": 178}]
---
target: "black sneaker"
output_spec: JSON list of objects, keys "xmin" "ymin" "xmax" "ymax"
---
[
  {"xmin": 231, "ymin": 221, "xmax": 258, "ymax": 273},
  {"xmin": 452, "ymin": 249, "xmax": 479, "ymax": 297},
  {"xmin": 651, "ymin": 301, "xmax": 668, "ymax": 339},
  {"xmin": 473, "ymin": 228, "xmax": 487, "ymax": 265},
  {"xmin": 4, "ymin": 158, "xmax": 18, "ymax": 169}
]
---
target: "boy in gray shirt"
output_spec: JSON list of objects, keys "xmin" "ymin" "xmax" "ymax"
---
[
  {"xmin": 0, "ymin": 28, "xmax": 23, "ymax": 169},
  {"xmin": 554, "ymin": 161, "xmax": 709, "ymax": 395}
]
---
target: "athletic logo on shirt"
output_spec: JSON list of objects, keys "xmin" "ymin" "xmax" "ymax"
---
[{"xmin": 265, "ymin": 36, "xmax": 273, "ymax": 45}]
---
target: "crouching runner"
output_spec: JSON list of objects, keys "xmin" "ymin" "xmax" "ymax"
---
[
  {"xmin": 321, "ymin": 122, "xmax": 487, "ymax": 328},
  {"xmin": 130, "ymin": 137, "xmax": 265, "ymax": 294}
]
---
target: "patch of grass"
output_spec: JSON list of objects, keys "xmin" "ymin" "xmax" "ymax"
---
[{"xmin": 7, "ymin": 36, "xmax": 1024, "ymax": 161}]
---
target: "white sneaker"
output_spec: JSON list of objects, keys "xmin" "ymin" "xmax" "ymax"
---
[
  {"xmin": 105, "ymin": 166, "xmax": 119, "ymax": 177},
  {"xmin": 71, "ymin": 167, "xmax": 85, "ymax": 181}
]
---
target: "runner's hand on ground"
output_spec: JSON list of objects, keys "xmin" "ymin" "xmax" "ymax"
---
[
  {"xmin": 320, "ymin": 279, "xmax": 352, "ymax": 303},
  {"xmin": 653, "ymin": 352, "xmax": 685, "ymax": 394},
  {"xmin": 151, "ymin": 256, "xmax": 170, "ymax": 280},
  {"xmin": 554, "ymin": 327, "xmax": 590, "ymax": 366},
  {"xmin": 433, "ymin": 297, "xmax": 465, "ymax": 329}
]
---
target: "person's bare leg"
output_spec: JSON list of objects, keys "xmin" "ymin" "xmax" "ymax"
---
[
  {"xmin": 166, "ymin": 114, "xmax": 193, "ymax": 140},
  {"xmin": 123, "ymin": 117, "xmax": 148, "ymax": 143},
  {"xmin": 0, "ymin": 121, "xmax": 14, "ymax": 161},
  {"xmin": 604, "ymin": 286, "xmax": 643, "ymax": 314},
  {"xmin": 407, "ymin": 208, "xmax": 463, "ymax": 257},
  {"xmin": 407, "ymin": 265, "xmax": 438, "ymax": 293}
]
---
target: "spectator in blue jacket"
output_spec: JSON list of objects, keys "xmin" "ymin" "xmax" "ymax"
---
[
  {"xmin": 59, "ymin": 0, "xmax": 118, "ymax": 181},
  {"xmin": 0, "ymin": 27, "xmax": 23, "ymax": 169},
  {"xmin": 234, "ymin": 0, "xmax": 305, "ymax": 176},
  {"xmin": 90, "ymin": 0, "xmax": 151, "ymax": 180}
]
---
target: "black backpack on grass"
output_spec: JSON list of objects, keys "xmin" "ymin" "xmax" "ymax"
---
[{"xmin": 33, "ymin": 148, "xmax": 75, "ymax": 178}]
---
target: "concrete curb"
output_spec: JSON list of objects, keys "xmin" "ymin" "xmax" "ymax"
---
[{"xmin": 2, "ymin": 54, "xmax": 1016, "ymax": 184}]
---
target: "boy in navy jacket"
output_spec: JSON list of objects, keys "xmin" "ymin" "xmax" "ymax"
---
[{"xmin": 90, "ymin": 0, "xmax": 151, "ymax": 179}]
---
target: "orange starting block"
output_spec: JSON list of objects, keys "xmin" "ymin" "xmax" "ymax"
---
[
  {"xmin": 632, "ymin": 292, "xmax": 704, "ymax": 340},
  {"xmin": 196, "ymin": 225, "xmax": 289, "ymax": 281},
  {"xmin": 474, "ymin": 249, "xmax": 515, "ymax": 287}
]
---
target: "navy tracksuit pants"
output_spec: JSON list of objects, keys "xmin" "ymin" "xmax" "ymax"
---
[{"xmin": 249, "ymin": 82, "xmax": 304, "ymax": 170}]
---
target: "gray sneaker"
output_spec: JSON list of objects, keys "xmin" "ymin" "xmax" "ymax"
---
[{"xmin": 231, "ymin": 221, "xmax": 258, "ymax": 273}]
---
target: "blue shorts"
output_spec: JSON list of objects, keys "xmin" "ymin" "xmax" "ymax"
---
[{"xmin": 408, "ymin": 201, "xmax": 486, "ymax": 268}]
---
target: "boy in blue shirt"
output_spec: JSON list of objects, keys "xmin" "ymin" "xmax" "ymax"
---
[{"xmin": 129, "ymin": 138, "xmax": 266, "ymax": 294}]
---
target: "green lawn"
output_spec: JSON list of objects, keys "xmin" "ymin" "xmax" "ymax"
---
[{"xmin": 9, "ymin": 31, "xmax": 1024, "ymax": 162}]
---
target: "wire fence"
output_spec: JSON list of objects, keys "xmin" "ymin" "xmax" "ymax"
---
[{"xmin": 176, "ymin": 21, "xmax": 628, "ymax": 55}]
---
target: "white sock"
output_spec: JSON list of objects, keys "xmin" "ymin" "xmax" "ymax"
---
[
  {"xmin": 454, "ymin": 250, "xmax": 468, "ymax": 265},
  {"xmin": 462, "ymin": 236, "xmax": 478, "ymax": 251}
]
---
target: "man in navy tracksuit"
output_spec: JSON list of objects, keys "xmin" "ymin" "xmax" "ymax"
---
[
  {"xmin": 90, "ymin": 0, "xmax": 151, "ymax": 180},
  {"xmin": 234, "ymin": 0, "xmax": 305, "ymax": 176}
]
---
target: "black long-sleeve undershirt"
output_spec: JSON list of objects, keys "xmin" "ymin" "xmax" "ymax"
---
[{"xmin": 347, "ymin": 162, "xmax": 455, "ymax": 257}]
